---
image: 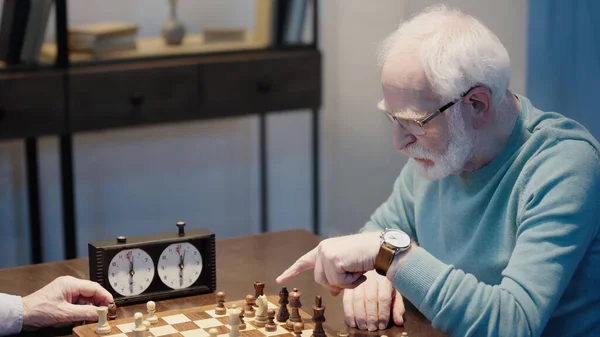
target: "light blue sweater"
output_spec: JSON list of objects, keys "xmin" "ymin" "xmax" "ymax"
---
[{"xmin": 361, "ymin": 94, "xmax": 600, "ymax": 337}]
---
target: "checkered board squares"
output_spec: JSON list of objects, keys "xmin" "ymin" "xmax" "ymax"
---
[{"xmin": 72, "ymin": 295, "xmax": 334, "ymax": 337}]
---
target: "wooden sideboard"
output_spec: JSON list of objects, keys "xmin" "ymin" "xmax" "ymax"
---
[{"xmin": 0, "ymin": 48, "xmax": 322, "ymax": 265}]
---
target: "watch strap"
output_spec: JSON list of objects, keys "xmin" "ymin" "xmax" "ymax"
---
[{"xmin": 374, "ymin": 242, "xmax": 397, "ymax": 276}]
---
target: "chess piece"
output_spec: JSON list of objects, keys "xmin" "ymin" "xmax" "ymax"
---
[
  {"xmin": 95, "ymin": 306, "xmax": 111, "ymax": 334},
  {"xmin": 143, "ymin": 320, "xmax": 151, "ymax": 330},
  {"xmin": 265, "ymin": 308, "xmax": 277, "ymax": 332},
  {"xmin": 244, "ymin": 295, "xmax": 256, "ymax": 317},
  {"xmin": 293, "ymin": 322, "xmax": 304, "ymax": 337},
  {"xmin": 147, "ymin": 301, "xmax": 158, "ymax": 324},
  {"xmin": 209, "ymin": 328, "xmax": 219, "ymax": 337},
  {"xmin": 132, "ymin": 321, "xmax": 148, "ymax": 337},
  {"xmin": 254, "ymin": 281, "xmax": 265, "ymax": 306},
  {"xmin": 311, "ymin": 296, "xmax": 326, "ymax": 337},
  {"xmin": 254, "ymin": 295, "xmax": 268, "ymax": 327},
  {"xmin": 276, "ymin": 287, "xmax": 290, "ymax": 322},
  {"xmin": 286, "ymin": 288, "xmax": 302, "ymax": 330},
  {"xmin": 134, "ymin": 312, "xmax": 144, "ymax": 328},
  {"xmin": 216, "ymin": 291, "xmax": 227, "ymax": 315},
  {"xmin": 229, "ymin": 304, "xmax": 242, "ymax": 337},
  {"xmin": 239, "ymin": 307, "xmax": 246, "ymax": 330},
  {"xmin": 107, "ymin": 301, "xmax": 117, "ymax": 320}
]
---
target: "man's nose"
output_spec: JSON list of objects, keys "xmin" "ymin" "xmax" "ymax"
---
[{"xmin": 393, "ymin": 124, "xmax": 416, "ymax": 151}]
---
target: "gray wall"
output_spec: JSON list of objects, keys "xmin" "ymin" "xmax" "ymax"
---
[{"xmin": 0, "ymin": 0, "xmax": 528, "ymax": 268}]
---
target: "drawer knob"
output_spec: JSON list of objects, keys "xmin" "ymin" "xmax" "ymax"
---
[
  {"xmin": 256, "ymin": 80, "xmax": 272, "ymax": 94},
  {"xmin": 130, "ymin": 92, "xmax": 145, "ymax": 107}
]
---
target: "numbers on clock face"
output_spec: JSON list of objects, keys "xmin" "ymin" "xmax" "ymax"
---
[
  {"xmin": 158, "ymin": 242, "xmax": 203, "ymax": 290},
  {"xmin": 107, "ymin": 248, "xmax": 155, "ymax": 297}
]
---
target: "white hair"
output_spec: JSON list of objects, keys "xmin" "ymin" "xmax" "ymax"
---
[{"xmin": 377, "ymin": 5, "xmax": 511, "ymax": 110}]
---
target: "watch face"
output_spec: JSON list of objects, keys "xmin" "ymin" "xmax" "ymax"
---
[
  {"xmin": 158, "ymin": 242, "xmax": 203, "ymax": 289},
  {"xmin": 107, "ymin": 248, "xmax": 155, "ymax": 297},
  {"xmin": 383, "ymin": 230, "xmax": 411, "ymax": 248}
]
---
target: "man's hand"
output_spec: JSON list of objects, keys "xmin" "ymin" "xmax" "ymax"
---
[
  {"xmin": 22, "ymin": 275, "xmax": 114, "ymax": 329},
  {"xmin": 343, "ymin": 270, "xmax": 405, "ymax": 331},
  {"xmin": 276, "ymin": 232, "xmax": 381, "ymax": 296}
]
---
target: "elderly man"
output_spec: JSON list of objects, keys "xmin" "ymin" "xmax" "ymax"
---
[{"xmin": 277, "ymin": 5, "xmax": 600, "ymax": 337}]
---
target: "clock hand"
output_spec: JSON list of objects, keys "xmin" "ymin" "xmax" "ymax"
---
[{"xmin": 129, "ymin": 256, "xmax": 135, "ymax": 277}]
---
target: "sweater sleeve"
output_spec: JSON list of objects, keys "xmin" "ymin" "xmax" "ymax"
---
[
  {"xmin": 358, "ymin": 161, "xmax": 417, "ymax": 239},
  {"xmin": 0, "ymin": 294, "xmax": 23, "ymax": 336},
  {"xmin": 391, "ymin": 139, "xmax": 600, "ymax": 336}
]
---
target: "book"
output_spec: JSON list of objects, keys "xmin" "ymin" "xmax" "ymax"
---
[{"xmin": 68, "ymin": 22, "xmax": 138, "ymax": 53}]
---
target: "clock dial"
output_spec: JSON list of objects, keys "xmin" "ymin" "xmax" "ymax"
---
[
  {"xmin": 384, "ymin": 230, "xmax": 411, "ymax": 247},
  {"xmin": 107, "ymin": 248, "xmax": 155, "ymax": 296},
  {"xmin": 158, "ymin": 242, "xmax": 203, "ymax": 289}
]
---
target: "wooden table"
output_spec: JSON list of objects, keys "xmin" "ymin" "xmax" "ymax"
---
[{"xmin": 0, "ymin": 229, "xmax": 446, "ymax": 337}]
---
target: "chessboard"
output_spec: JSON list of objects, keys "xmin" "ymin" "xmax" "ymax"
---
[{"xmin": 73, "ymin": 293, "xmax": 333, "ymax": 337}]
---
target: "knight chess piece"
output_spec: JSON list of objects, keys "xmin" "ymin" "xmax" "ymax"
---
[
  {"xmin": 254, "ymin": 295, "xmax": 269, "ymax": 327},
  {"xmin": 244, "ymin": 294, "xmax": 256, "ymax": 317},
  {"xmin": 276, "ymin": 286, "xmax": 290, "ymax": 322},
  {"xmin": 286, "ymin": 288, "xmax": 302, "ymax": 330},
  {"xmin": 265, "ymin": 308, "xmax": 277, "ymax": 332},
  {"xmin": 216, "ymin": 291, "xmax": 227, "ymax": 315},
  {"xmin": 311, "ymin": 296, "xmax": 326, "ymax": 337}
]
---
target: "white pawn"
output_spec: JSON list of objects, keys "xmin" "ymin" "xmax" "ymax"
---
[
  {"xmin": 96, "ymin": 306, "xmax": 111, "ymax": 334},
  {"xmin": 132, "ymin": 324, "xmax": 148, "ymax": 337},
  {"xmin": 209, "ymin": 327, "xmax": 219, "ymax": 337},
  {"xmin": 134, "ymin": 312, "xmax": 144, "ymax": 328},
  {"xmin": 147, "ymin": 301, "xmax": 158, "ymax": 324}
]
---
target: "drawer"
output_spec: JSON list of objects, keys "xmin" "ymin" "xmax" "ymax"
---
[
  {"xmin": 0, "ymin": 72, "xmax": 65, "ymax": 140},
  {"xmin": 202, "ymin": 51, "xmax": 321, "ymax": 116},
  {"xmin": 69, "ymin": 64, "xmax": 200, "ymax": 132}
]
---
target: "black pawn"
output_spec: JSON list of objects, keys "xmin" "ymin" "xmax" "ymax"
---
[{"xmin": 265, "ymin": 308, "xmax": 277, "ymax": 332}]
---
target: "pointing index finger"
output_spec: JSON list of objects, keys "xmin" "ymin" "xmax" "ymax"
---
[{"xmin": 276, "ymin": 247, "xmax": 318, "ymax": 284}]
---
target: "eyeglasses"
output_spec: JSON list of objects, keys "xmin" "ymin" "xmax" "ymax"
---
[{"xmin": 378, "ymin": 86, "xmax": 476, "ymax": 136}]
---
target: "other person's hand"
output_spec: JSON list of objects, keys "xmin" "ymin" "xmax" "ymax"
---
[
  {"xmin": 22, "ymin": 275, "xmax": 113, "ymax": 329},
  {"xmin": 343, "ymin": 270, "xmax": 405, "ymax": 331}
]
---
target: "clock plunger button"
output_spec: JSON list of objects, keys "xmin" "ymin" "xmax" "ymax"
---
[
  {"xmin": 117, "ymin": 236, "xmax": 127, "ymax": 243},
  {"xmin": 177, "ymin": 221, "xmax": 186, "ymax": 236}
]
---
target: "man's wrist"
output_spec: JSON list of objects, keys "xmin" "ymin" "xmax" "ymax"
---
[{"xmin": 385, "ymin": 243, "xmax": 415, "ymax": 281}]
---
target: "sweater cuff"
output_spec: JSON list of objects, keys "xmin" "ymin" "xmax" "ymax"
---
[
  {"xmin": 0, "ymin": 293, "xmax": 23, "ymax": 336},
  {"xmin": 391, "ymin": 247, "xmax": 449, "ymax": 308}
]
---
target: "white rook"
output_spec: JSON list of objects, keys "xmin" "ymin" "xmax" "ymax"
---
[{"xmin": 96, "ymin": 306, "xmax": 111, "ymax": 334}]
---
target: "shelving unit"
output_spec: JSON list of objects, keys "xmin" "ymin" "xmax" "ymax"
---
[{"xmin": 0, "ymin": 0, "xmax": 321, "ymax": 264}]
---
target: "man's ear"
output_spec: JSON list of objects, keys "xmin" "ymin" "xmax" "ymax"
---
[{"xmin": 463, "ymin": 87, "xmax": 492, "ymax": 129}]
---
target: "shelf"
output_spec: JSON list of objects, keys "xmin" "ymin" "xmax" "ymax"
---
[{"xmin": 40, "ymin": 31, "xmax": 275, "ymax": 64}]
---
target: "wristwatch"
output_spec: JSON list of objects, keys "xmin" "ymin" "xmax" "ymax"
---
[{"xmin": 374, "ymin": 228, "xmax": 412, "ymax": 276}]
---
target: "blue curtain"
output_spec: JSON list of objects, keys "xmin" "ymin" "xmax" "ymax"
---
[{"xmin": 527, "ymin": 0, "xmax": 600, "ymax": 139}]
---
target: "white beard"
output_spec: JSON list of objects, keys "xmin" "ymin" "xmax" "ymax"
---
[{"xmin": 406, "ymin": 107, "xmax": 477, "ymax": 180}]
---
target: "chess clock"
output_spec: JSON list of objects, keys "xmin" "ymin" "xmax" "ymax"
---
[{"xmin": 88, "ymin": 222, "xmax": 216, "ymax": 305}]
